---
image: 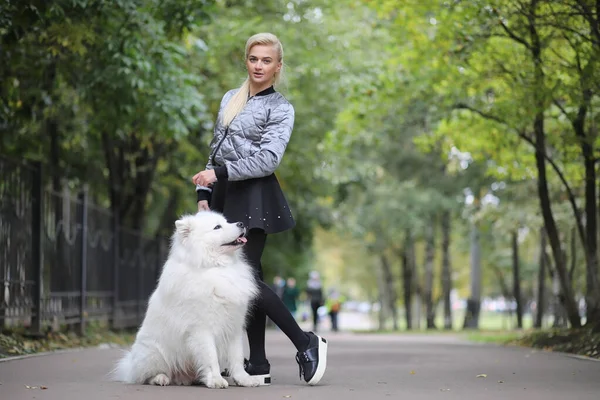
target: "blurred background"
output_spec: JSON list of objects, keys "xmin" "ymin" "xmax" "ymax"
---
[{"xmin": 1, "ymin": 0, "xmax": 599, "ymax": 341}]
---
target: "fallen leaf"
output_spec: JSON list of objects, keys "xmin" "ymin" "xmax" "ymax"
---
[
  {"xmin": 410, "ymin": 370, "xmax": 416, "ymax": 375},
  {"xmin": 40, "ymin": 386, "xmax": 48, "ymax": 390},
  {"xmin": 476, "ymin": 374, "xmax": 487, "ymax": 378}
]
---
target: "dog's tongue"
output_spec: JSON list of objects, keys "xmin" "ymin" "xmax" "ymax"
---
[{"xmin": 238, "ymin": 237, "xmax": 247, "ymax": 243}]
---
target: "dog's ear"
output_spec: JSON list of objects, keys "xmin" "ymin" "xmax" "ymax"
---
[{"xmin": 175, "ymin": 218, "xmax": 191, "ymax": 239}]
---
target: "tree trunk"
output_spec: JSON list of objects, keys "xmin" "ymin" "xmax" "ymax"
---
[
  {"xmin": 412, "ymin": 243, "xmax": 421, "ymax": 330},
  {"xmin": 45, "ymin": 62, "xmax": 71, "ymax": 292},
  {"xmin": 512, "ymin": 231, "xmax": 523, "ymax": 329},
  {"xmin": 102, "ymin": 131, "xmax": 124, "ymax": 226},
  {"xmin": 569, "ymin": 227, "xmax": 577, "ymax": 282},
  {"xmin": 48, "ymin": 116, "xmax": 70, "ymax": 292},
  {"xmin": 552, "ymin": 272, "xmax": 568, "ymax": 328},
  {"xmin": 534, "ymin": 228, "xmax": 546, "ymax": 328},
  {"xmin": 491, "ymin": 265, "xmax": 511, "ymax": 299},
  {"xmin": 441, "ymin": 210, "xmax": 453, "ymax": 330},
  {"xmin": 580, "ymin": 128, "xmax": 600, "ymax": 327},
  {"xmin": 534, "ymin": 125, "xmax": 580, "ymax": 327},
  {"xmin": 376, "ymin": 257, "xmax": 388, "ymax": 331},
  {"xmin": 533, "ymin": 121, "xmax": 580, "ymax": 327},
  {"xmin": 543, "ymin": 247, "xmax": 567, "ymax": 327},
  {"xmin": 528, "ymin": 9, "xmax": 581, "ymax": 327},
  {"xmin": 158, "ymin": 192, "xmax": 180, "ymax": 237},
  {"xmin": 126, "ymin": 145, "xmax": 163, "ymax": 231},
  {"xmin": 424, "ymin": 217, "xmax": 436, "ymax": 329},
  {"xmin": 402, "ymin": 230, "xmax": 414, "ymax": 330},
  {"xmin": 463, "ymin": 219, "xmax": 481, "ymax": 329},
  {"xmin": 101, "ymin": 130, "xmax": 168, "ymax": 233},
  {"xmin": 380, "ymin": 254, "xmax": 398, "ymax": 331}
]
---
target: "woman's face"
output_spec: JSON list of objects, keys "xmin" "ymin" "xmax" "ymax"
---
[{"xmin": 246, "ymin": 44, "xmax": 281, "ymax": 87}]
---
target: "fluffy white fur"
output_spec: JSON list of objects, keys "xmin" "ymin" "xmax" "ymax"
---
[{"xmin": 113, "ymin": 211, "xmax": 261, "ymax": 388}]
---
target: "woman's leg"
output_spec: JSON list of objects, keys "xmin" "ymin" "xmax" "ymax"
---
[{"xmin": 244, "ymin": 229, "xmax": 310, "ymax": 365}]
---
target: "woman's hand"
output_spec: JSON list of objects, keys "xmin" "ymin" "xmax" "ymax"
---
[
  {"xmin": 197, "ymin": 200, "xmax": 209, "ymax": 211},
  {"xmin": 192, "ymin": 169, "xmax": 217, "ymax": 187}
]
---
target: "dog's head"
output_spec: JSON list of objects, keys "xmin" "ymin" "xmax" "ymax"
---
[{"xmin": 173, "ymin": 211, "xmax": 247, "ymax": 257}]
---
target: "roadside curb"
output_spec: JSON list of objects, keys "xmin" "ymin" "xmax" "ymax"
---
[
  {"xmin": 560, "ymin": 352, "xmax": 600, "ymax": 362},
  {"xmin": 0, "ymin": 343, "xmax": 124, "ymax": 363},
  {"xmin": 472, "ymin": 341, "xmax": 600, "ymax": 363}
]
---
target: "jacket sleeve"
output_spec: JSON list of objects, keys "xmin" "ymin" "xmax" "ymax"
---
[{"xmin": 225, "ymin": 103, "xmax": 295, "ymax": 181}]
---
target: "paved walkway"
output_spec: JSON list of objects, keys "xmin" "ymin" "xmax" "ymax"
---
[{"xmin": 1, "ymin": 330, "xmax": 599, "ymax": 400}]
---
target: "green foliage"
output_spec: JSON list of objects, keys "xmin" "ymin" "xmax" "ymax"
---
[{"xmin": 514, "ymin": 327, "xmax": 600, "ymax": 359}]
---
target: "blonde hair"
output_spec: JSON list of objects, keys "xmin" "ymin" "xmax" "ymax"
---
[{"xmin": 221, "ymin": 32, "xmax": 284, "ymax": 127}]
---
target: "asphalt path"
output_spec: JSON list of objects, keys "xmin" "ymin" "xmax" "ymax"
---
[{"xmin": 1, "ymin": 330, "xmax": 599, "ymax": 400}]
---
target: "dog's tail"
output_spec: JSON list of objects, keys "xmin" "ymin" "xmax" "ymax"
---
[{"xmin": 111, "ymin": 349, "xmax": 134, "ymax": 383}]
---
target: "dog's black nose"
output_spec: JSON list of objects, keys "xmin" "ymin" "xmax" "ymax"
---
[{"xmin": 236, "ymin": 222, "xmax": 244, "ymax": 228}]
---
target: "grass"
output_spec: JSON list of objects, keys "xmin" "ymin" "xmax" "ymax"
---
[
  {"xmin": 352, "ymin": 310, "xmax": 542, "ymax": 333},
  {"xmin": 463, "ymin": 330, "xmax": 527, "ymax": 344},
  {"xmin": 0, "ymin": 323, "xmax": 136, "ymax": 359}
]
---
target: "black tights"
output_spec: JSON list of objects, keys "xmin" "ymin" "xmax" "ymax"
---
[{"xmin": 244, "ymin": 229, "xmax": 309, "ymax": 364}]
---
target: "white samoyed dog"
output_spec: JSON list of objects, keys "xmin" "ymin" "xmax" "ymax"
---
[{"xmin": 113, "ymin": 211, "xmax": 262, "ymax": 388}]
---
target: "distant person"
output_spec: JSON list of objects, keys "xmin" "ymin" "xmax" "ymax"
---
[
  {"xmin": 272, "ymin": 275, "xmax": 285, "ymax": 299},
  {"xmin": 306, "ymin": 271, "xmax": 324, "ymax": 332},
  {"xmin": 326, "ymin": 288, "xmax": 344, "ymax": 332},
  {"xmin": 282, "ymin": 277, "xmax": 300, "ymax": 318}
]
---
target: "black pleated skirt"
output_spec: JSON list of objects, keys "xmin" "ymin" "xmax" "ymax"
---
[{"xmin": 209, "ymin": 173, "xmax": 295, "ymax": 234}]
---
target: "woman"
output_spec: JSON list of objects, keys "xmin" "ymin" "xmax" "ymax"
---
[{"xmin": 192, "ymin": 32, "xmax": 327, "ymax": 386}]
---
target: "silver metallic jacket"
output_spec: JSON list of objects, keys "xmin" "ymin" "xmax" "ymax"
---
[{"xmin": 206, "ymin": 87, "xmax": 295, "ymax": 181}]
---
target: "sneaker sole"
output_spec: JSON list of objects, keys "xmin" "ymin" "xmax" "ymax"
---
[
  {"xmin": 224, "ymin": 373, "xmax": 271, "ymax": 386},
  {"xmin": 307, "ymin": 336, "xmax": 328, "ymax": 386}
]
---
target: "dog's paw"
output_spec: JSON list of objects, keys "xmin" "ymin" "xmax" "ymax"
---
[
  {"xmin": 149, "ymin": 374, "xmax": 171, "ymax": 386},
  {"xmin": 232, "ymin": 373, "xmax": 262, "ymax": 387},
  {"xmin": 205, "ymin": 375, "xmax": 229, "ymax": 389}
]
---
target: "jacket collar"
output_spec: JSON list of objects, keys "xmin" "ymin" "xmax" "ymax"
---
[{"xmin": 250, "ymin": 86, "xmax": 276, "ymax": 97}]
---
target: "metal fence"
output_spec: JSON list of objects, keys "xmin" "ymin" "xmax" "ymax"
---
[{"xmin": 0, "ymin": 155, "xmax": 168, "ymax": 334}]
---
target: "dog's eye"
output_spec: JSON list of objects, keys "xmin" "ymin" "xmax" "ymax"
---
[{"xmin": 214, "ymin": 225, "xmax": 222, "ymax": 230}]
